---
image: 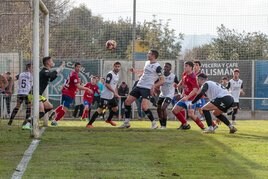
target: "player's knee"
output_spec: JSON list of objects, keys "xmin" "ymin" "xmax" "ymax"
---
[
  {"xmin": 187, "ymin": 111, "xmax": 194, "ymax": 117},
  {"xmin": 48, "ymin": 103, "xmax": 53, "ymax": 109},
  {"xmin": 172, "ymin": 106, "xmax": 179, "ymax": 114},
  {"xmin": 125, "ymin": 99, "xmax": 132, "ymax": 106},
  {"xmin": 161, "ymin": 106, "xmax": 167, "ymax": 111},
  {"xmin": 141, "ymin": 105, "xmax": 148, "ymax": 111},
  {"xmin": 212, "ymin": 110, "xmax": 222, "ymax": 116}
]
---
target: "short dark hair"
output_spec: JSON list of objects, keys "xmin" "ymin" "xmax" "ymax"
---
[
  {"xmin": 222, "ymin": 76, "xmax": 228, "ymax": 80},
  {"xmin": 42, "ymin": 56, "xmax": 51, "ymax": 66},
  {"xmin": 150, "ymin": 49, "xmax": 159, "ymax": 59},
  {"xmin": 75, "ymin": 62, "xmax": 81, "ymax": 67},
  {"xmin": 165, "ymin": 62, "xmax": 172, "ymax": 67},
  {"xmin": 197, "ymin": 73, "xmax": 207, "ymax": 79},
  {"xmin": 233, "ymin": 68, "xmax": 240, "ymax": 73},
  {"xmin": 114, "ymin": 61, "xmax": 121, "ymax": 66},
  {"xmin": 26, "ymin": 63, "xmax": 32, "ymax": 70},
  {"xmin": 184, "ymin": 61, "xmax": 194, "ymax": 68},
  {"xmin": 194, "ymin": 60, "xmax": 201, "ymax": 66},
  {"xmin": 5, "ymin": 71, "xmax": 11, "ymax": 75}
]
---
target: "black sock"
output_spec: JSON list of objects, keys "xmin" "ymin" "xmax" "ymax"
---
[
  {"xmin": 162, "ymin": 117, "xmax": 167, "ymax": 126},
  {"xmin": 216, "ymin": 114, "xmax": 230, "ymax": 126},
  {"xmin": 159, "ymin": 118, "xmax": 163, "ymax": 126},
  {"xmin": 10, "ymin": 107, "xmax": 19, "ymax": 120},
  {"xmin": 45, "ymin": 108, "xmax": 52, "ymax": 114},
  {"xmin": 232, "ymin": 108, "xmax": 238, "ymax": 121},
  {"xmin": 88, "ymin": 108, "xmax": 91, "ymax": 120},
  {"xmin": 88, "ymin": 111, "xmax": 99, "ymax": 125},
  {"xmin": 144, "ymin": 109, "xmax": 154, "ymax": 122},
  {"xmin": 39, "ymin": 112, "xmax": 45, "ymax": 119},
  {"xmin": 203, "ymin": 110, "xmax": 212, "ymax": 126},
  {"xmin": 125, "ymin": 105, "xmax": 131, "ymax": 118},
  {"xmin": 107, "ymin": 110, "xmax": 115, "ymax": 121},
  {"xmin": 26, "ymin": 108, "xmax": 31, "ymax": 119}
]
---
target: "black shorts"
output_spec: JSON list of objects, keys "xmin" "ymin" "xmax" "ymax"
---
[
  {"xmin": 17, "ymin": 94, "xmax": 31, "ymax": 105},
  {"xmin": 130, "ymin": 87, "xmax": 151, "ymax": 100},
  {"xmin": 99, "ymin": 97, "xmax": 118, "ymax": 109},
  {"xmin": 93, "ymin": 95, "xmax": 101, "ymax": 104},
  {"xmin": 211, "ymin": 95, "xmax": 234, "ymax": 113},
  {"xmin": 157, "ymin": 97, "xmax": 172, "ymax": 106}
]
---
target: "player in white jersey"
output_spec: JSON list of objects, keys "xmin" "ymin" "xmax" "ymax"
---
[
  {"xmin": 8, "ymin": 64, "xmax": 33, "ymax": 129},
  {"xmin": 226, "ymin": 69, "xmax": 244, "ymax": 125},
  {"xmin": 192, "ymin": 73, "xmax": 237, "ymax": 134},
  {"xmin": 119, "ymin": 49, "xmax": 165, "ymax": 129},
  {"xmin": 86, "ymin": 62, "xmax": 121, "ymax": 128},
  {"xmin": 157, "ymin": 63, "xmax": 179, "ymax": 129}
]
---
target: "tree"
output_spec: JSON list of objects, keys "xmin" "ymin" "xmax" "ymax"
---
[
  {"xmin": 0, "ymin": 0, "xmax": 71, "ymax": 59},
  {"xmin": 129, "ymin": 16, "xmax": 183, "ymax": 59},
  {"xmin": 184, "ymin": 24, "xmax": 268, "ymax": 61},
  {"xmin": 50, "ymin": 5, "xmax": 105, "ymax": 58},
  {"xmin": 183, "ymin": 44, "xmax": 211, "ymax": 61},
  {"xmin": 50, "ymin": 8, "xmax": 184, "ymax": 60}
]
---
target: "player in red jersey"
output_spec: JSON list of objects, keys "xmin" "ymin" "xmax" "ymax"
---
[
  {"xmin": 80, "ymin": 76, "xmax": 100, "ymax": 121},
  {"xmin": 172, "ymin": 61, "xmax": 205, "ymax": 130},
  {"xmin": 49, "ymin": 62, "xmax": 92, "ymax": 126}
]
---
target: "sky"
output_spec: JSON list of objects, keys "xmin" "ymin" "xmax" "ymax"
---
[{"xmin": 73, "ymin": 0, "xmax": 268, "ymax": 36}]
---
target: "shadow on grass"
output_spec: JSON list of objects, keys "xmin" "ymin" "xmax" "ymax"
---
[
  {"xmin": 3, "ymin": 119, "xmax": 266, "ymax": 178},
  {"xmin": 41, "ymin": 124, "xmax": 266, "ymax": 178},
  {"xmin": 231, "ymin": 132, "xmax": 268, "ymax": 141}
]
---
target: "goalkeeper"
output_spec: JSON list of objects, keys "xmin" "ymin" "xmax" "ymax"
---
[{"xmin": 37, "ymin": 56, "xmax": 65, "ymax": 119}]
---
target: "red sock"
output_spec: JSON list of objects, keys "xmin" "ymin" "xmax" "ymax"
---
[
  {"xmin": 82, "ymin": 109, "xmax": 88, "ymax": 119},
  {"xmin": 55, "ymin": 105, "xmax": 63, "ymax": 113},
  {"xmin": 55, "ymin": 107, "xmax": 65, "ymax": 121},
  {"xmin": 180, "ymin": 110, "xmax": 186, "ymax": 119},
  {"xmin": 175, "ymin": 111, "xmax": 187, "ymax": 125},
  {"xmin": 194, "ymin": 117, "xmax": 205, "ymax": 129}
]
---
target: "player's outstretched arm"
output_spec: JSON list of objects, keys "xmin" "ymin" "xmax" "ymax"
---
[{"xmin": 56, "ymin": 61, "xmax": 65, "ymax": 73}]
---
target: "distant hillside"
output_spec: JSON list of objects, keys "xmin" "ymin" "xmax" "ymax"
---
[{"xmin": 181, "ymin": 34, "xmax": 216, "ymax": 53}]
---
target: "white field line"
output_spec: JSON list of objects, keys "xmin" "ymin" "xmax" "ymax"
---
[{"xmin": 11, "ymin": 127, "xmax": 46, "ymax": 179}]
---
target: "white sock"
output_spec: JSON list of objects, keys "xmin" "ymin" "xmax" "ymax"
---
[{"xmin": 124, "ymin": 118, "xmax": 130, "ymax": 123}]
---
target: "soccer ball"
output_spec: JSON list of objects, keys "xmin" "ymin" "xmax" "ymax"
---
[{"xmin": 105, "ymin": 40, "xmax": 117, "ymax": 50}]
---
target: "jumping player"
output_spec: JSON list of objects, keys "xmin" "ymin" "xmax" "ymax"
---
[
  {"xmin": 119, "ymin": 49, "xmax": 165, "ymax": 129},
  {"xmin": 39, "ymin": 57, "xmax": 65, "ymax": 120}
]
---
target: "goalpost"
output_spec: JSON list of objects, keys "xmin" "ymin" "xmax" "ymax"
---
[{"xmin": 32, "ymin": 0, "xmax": 49, "ymax": 138}]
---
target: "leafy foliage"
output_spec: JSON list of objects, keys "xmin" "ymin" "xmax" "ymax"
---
[
  {"xmin": 50, "ymin": 7, "xmax": 184, "ymax": 59},
  {"xmin": 185, "ymin": 24, "xmax": 268, "ymax": 61}
]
